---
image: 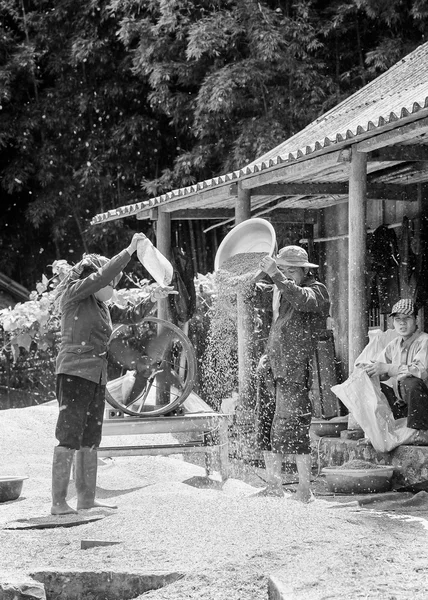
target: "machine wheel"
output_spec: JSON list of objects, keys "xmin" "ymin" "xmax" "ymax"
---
[{"xmin": 105, "ymin": 317, "xmax": 197, "ymax": 417}]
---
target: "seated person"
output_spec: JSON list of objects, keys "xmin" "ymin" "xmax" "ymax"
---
[{"xmin": 364, "ymin": 299, "xmax": 428, "ymax": 444}]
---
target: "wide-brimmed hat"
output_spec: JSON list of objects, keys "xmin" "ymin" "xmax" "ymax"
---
[
  {"xmin": 389, "ymin": 298, "xmax": 416, "ymax": 317},
  {"xmin": 276, "ymin": 245, "xmax": 318, "ymax": 268}
]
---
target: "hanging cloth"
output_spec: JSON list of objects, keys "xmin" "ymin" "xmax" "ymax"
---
[
  {"xmin": 414, "ymin": 216, "xmax": 428, "ymax": 308},
  {"xmin": 399, "ymin": 216, "xmax": 417, "ymax": 299},
  {"xmin": 367, "ymin": 225, "xmax": 400, "ymax": 314}
]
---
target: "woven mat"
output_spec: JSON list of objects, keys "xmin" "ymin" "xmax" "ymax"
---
[{"xmin": 3, "ymin": 511, "xmax": 111, "ymax": 530}]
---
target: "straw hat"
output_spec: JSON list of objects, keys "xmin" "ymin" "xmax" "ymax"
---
[{"xmin": 276, "ymin": 245, "xmax": 318, "ymax": 268}]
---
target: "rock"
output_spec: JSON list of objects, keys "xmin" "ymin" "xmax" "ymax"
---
[
  {"xmin": 29, "ymin": 569, "xmax": 184, "ymax": 599},
  {"xmin": 0, "ymin": 572, "xmax": 46, "ymax": 600}
]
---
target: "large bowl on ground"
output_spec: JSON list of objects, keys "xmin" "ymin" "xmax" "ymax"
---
[
  {"xmin": 0, "ymin": 476, "xmax": 28, "ymax": 502},
  {"xmin": 310, "ymin": 419, "xmax": 348, "ymax": 437},
  {"xmin": 322, "ymin": 466, "xmax": 394, "ymax": 494},
  {"xmin": 214, "ymin": 218, "xmax": 276, "ymax": 271}
]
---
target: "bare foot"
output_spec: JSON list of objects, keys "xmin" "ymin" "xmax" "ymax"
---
[
  {"xmin": 409, "ymin": 430, "xmax": 428, "ymax": 445},
  {"xmin": 289, "ymin": 488, "xmax": 314, "ymax": 504},
  {"xmin": 252, "ymin": 485, "xmax": 284, "ymax": 498},
  {"xmin": 51, "ymin": 502, "xmax": 77, "ymax": 516},
  {"xmin": 356, "ymin": 437, "xmax": 372, "ymax": 447},
  {"xmin": 77, "ymin": 499, "xmax": 118, "ymax": 510}
]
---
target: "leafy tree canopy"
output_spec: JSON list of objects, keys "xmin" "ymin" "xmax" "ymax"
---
[{"xmin": 0, "ymin": 0, "xmax": 426, "ymax": 288}]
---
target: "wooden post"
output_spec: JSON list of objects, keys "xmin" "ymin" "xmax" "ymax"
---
[
  {"xmin": 347, "ymin": 149, "xmax": 367, "ymax": 430},
  {"xmin": 156, "ymin": 210, "xmax": 171, "ymax": 322},
  {"xmin": 234, "ymin": 183, "xmax": 256, "ymax": 442},
  {"xmin": 417, "ymin": 183, "xmax": 428, "ymax": 332},
  {"xmin": 155, "ymin": 210, "xmax": 171, "ymax": 406},
  {"xmin": 235, "ymin": 182, "xmax": 251, "ymax": 224},
  {"xmin": 348, "ymin": 149, "xmax": 368, "ymax": 368}
]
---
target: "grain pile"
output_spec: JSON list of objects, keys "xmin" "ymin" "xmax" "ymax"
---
[
  {"xmin": 201, "ymin": 253, "xmax": 265, "ymax": 409},
  {"xmin": 2, "ymin": 403, "xmax": 428, "ymax": 599},
  {"xmin": 336, "ymin": 459, "xmax": 385, "ymax": 470}
]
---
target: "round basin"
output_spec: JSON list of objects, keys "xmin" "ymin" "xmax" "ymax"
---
[
  {"xmin": 214, "ymin": 218, "xmax": 276, "ymax": 271},
  {"xmin": 322, "ymin": 466, "xmax": 394, "ymax": 494},
  {"xmin": 0, "ymin": 476, "xmax": 28, "ymax": 502}
]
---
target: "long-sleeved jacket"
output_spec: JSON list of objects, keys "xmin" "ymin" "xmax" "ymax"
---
[
  {"xmin": 266, "ymin": 272, "xmax": 330, "ymax": 381},
  {"xmin": 376, "ymin": 330, "xmax": 428, "ymax": 397},
  {"xmin": 56, "ymin": 249, "xmax": 153, "ymax": 385}
]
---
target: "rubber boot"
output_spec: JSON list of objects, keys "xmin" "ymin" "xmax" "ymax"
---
[
  {"xmin": 294, "ymin": 454, "xmax": 314, "ymax": 503},
  {"xmin": 254, "ymin": 451, "xmax": 284, "ymax": 497},
  {"xmin": 75, "ymin": 447, "xmax": 117, "ymax": 510},
  {"xmin": 51, "ymin": 446, "xmax": 77, "ymax": 515}
]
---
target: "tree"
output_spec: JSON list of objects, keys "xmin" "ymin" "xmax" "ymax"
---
[
  {"xmin": 113, "ymin": 0, "xmax": 333, "ymax": 193},
  {"xmin": 0, "ymin": 0, "xmax": 427, "ymax": 289}
]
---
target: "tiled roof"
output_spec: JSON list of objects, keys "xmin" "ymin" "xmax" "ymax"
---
[{"xmin": 91, "ymin": 41, "xmax": 428, "ymax": 224}]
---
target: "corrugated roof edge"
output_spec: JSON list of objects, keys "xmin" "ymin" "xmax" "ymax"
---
[
  {"xmin": 90, "ymin": 99, "xmax": 428, "ymax": 225},
  {"xmin": 90, "ymin": 41, "xmax": 428, "ymax": 225}
]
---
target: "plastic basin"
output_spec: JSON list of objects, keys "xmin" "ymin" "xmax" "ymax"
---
[
  {"xmin": 322, "ymin": 467, "xmax": 394, "ymax": 494},
  {"xmin": 0, "ymin": 476, "xmax": 28, "ymax": 502},
  {"xmin": 214, "ymin": 218, "xmax": 276, "ymax": 271}
]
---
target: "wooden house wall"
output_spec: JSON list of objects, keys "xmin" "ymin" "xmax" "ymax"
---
[{"xmin": 320, "ymin": 197, "xmax": 422, "ymax": 381}]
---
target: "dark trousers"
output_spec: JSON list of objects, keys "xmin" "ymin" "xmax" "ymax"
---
[
  {"xmin": 255, "ymin": 370, "xmax": 276, "ymax": 452},
  {"xmin": 255, "ymin": 373, "xmax": 312, "ymax": 455},
  {"xmin": 55, "ymin": 374, "xmax": 106, "ymax": 450},
  {"xmin": 381, "ymin": 377, "xmax": 428, "ymax": 430}
]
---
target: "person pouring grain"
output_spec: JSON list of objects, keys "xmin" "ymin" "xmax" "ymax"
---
[
  {"xmin": 257, "ymin": 246, "xmax": 330, "ymax": 502},
  {"xmin": 50, "ymin": 233, "xmax": 176, "ymax": 515}
]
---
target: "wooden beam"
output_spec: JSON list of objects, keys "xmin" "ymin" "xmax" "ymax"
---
[
  {"xmin": 158, "ymin": 209, "xmax": 236, "ymax": 220},
  {"xmin": 368, "ymin": 145, "xmax": 428, "ymax": 162},
  {"xmin": 355, "ymin": 116, "xmax": 428, "ymax": 153},
  {"xmin": 139, "ymin": 183, "xmax": 235, "ymax": 214},
  {"xmin": 348, "ymin": 150, "xmax": 368, "ymax": 370},
  {"xmin": 237, "ymin": 182, "xmax": 418, "ymax": 200},
  {"xmin": 267, "ymin": 208, "xmax": 317, "ymax": 223},
  {"xmin": 240, "ymin": 150, "xmax": 345, "ymax": 189},
  {"xmin": 245, "ymin": 183, "xmax": 349, "ymax": 196}
]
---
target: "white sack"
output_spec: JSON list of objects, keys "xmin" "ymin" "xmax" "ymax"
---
[{"xmin": 331, "ymin": 368, "xmax": 416, "ymax": 452}]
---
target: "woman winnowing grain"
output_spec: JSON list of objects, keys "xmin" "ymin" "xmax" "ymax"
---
[
  {"xmin": 257, "ymin": 245, "xmax": 330, "ymax": 503},
  {"xmin": 50, "ymin": 233, "xmax": 176, "ymax": 516}
]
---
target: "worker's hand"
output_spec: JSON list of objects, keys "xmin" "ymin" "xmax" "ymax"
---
[
  {"xmin": 150, "ymin": 285, "xmax": 178, "ymax": 302},
  {"xmin": 74, "ymin": 254, "xmax": 96, "ymax": 274},
  {"xmin": 126, "ymin": 233, "xmax": 147, "ymax": 256},
  {"xmin": 256, "ymin": 354, "xmax": 270, "ymax": 375},
  {"xmin": 259, "ymin": 255, "xmax": 279, "ymax": 278},
  {"xmin": 364, "ymin": 361, "xmax": 389, "ymax": 378}
]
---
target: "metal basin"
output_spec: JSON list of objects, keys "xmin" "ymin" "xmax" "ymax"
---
[
  {"xmin": 214, "ymin": 218, "xmax": 276, "ymax": 271},
  {"xmin": 322, "ymin": 467, "xmax": 394, "ymax": 494},
  {"xmin": 0, "ymin": 476, "xmax": 28, "ymax": 502}
]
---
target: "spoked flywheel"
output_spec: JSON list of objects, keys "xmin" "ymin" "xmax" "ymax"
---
[{"xmin": 105, "ymin": 317, "xmax": 197, "ymax": 417}]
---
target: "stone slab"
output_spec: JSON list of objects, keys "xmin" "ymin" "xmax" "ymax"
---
[
  {"xmin": 30, "ymin": 569, "xmax": 184, "ymax": 600},
  {"xmin": 268, "ymin": 573, "xmax": 295, "ymax": 600},
  {"xmin": 0, "ymin": 572, "xmax": 46, "ymax": 600},
  {"xmin": 3, "ymin": 513, "xmax": 108, "ymax": 530}
]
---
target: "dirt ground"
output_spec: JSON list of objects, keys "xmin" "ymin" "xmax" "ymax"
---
[{"xmin": 1, "ymin": 402, "xmax": 428, "ymax": 600}]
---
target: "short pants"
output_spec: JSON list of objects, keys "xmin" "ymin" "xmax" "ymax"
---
[
  {"xmin": 55, "ymin": 374, "xmax": 106, "ymax": 450},
  {"xmin": 256, "ymin": 376, "xmax": 312, "ymax": 455}
]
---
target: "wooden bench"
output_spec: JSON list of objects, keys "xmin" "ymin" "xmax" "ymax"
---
[{"xmin": 99, "ymin": 392, "xmax": 230, "ymax": 481}]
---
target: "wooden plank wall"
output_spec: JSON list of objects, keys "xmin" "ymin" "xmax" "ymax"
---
[{"xmin": 320, "ymin": 196, "xmax": 422, "ymax": 380}]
